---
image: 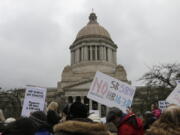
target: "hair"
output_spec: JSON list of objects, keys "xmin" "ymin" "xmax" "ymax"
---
[
  {"xmin": 125, "ymin": 114, "xmax": 139, "ymax": 129},
  {"xmin": 0, "ymin": 109, "xmax": 5, "ymax": 121},
  {"xmin": 146, "ymin": 105, "xmax": 180, "ymax": 135},
  {"xmin": 106, "ymin": 107, "xmax": 123, "ymax": 123},
  {"xmin": 47, "ymin": 102, "xmax": 59, "ymax": 111},
  {"xmin": 75, "ymin": 96, "xmax": 81, "ymax": 103}
]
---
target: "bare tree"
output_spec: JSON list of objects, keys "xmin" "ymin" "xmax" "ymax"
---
[{"xmin": 140, "ymin": 63, "xmax": 180, "ymax": 89}]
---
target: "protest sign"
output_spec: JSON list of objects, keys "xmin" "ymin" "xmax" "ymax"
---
[
  {"xmin": 87, "ymin": 71, "xmax": 136, "ymax": 113},
  {"xmin": 89, "ymin": 110, "xmax": 100, "ymax": 116},
  {"xmin": 21, "ymin": 86, "xmax": 47, "ymax": 116},
  {"xmin": 166, "ymin": 80, "xmax": 180, "ymax": 105},
  {"xmin": 158, "ymin": 100, "xmax": 169, "ymax": 111}
]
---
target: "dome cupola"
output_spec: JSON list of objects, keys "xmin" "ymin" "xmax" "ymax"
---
[{"xmin": 70, "ymin": 12, "xmax": 117, "ymax": 66}]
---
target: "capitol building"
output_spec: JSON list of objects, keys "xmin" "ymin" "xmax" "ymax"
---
[{"xmin": 57, "ymin": 12, "xmax": 129, "ymax": 116}]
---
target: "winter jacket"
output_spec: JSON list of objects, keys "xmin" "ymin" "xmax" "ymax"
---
[
  {"xmin": 118, "ymin": 113, "xmax": 144, "ymax": 135},
  {"xmin": 53, "ymin": 120, "xmax": 110, "ymax": 135}
]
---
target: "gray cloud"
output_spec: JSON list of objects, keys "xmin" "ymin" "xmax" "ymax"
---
[{"xmin": 0, "ymin": 0, "xmax": 180, "ymax": 89}]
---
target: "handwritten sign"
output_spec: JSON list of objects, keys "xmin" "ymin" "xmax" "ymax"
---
[
  {"xmin": 21, "ymin": 86, "xmax": 47, "ymax": 116},
  {"xmin": 158, "ymin": 100, "xmax": 169, "ymax": 111},
  {"xmin": 166, "ymin": 81, "xmax": 180, "ymax": 105},
  {"xmin": 87, "ymin": 71, "xmax": 136, "ymax": 112}
]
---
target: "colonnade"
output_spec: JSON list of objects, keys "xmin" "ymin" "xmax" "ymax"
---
[{"xmin": 71, "ymin": 45, "xmax": 117, "ymax": 65}]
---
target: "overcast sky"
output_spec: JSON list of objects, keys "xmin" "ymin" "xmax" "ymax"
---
[{"xmin": 0, "ymin": 0, "xmax": 179, "ymax": 90}]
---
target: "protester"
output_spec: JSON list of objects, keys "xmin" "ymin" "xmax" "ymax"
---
[
  {"xmin": 151, "ymin": 103, "xmax": 161, "ymax": 119},
  {"xmin": 53, "ymin": 120, "xmax": 110, "ymax": 135},
  {"xmin": 47, "ymin": 102, "xmax": 60, "ymax": 133},
  {"xmin": 2, "ymin": 117, "xmax": 36, "ymax": 135},
  {"xmin": 30, "ymin": 111, "xmax": 51, "ymax": 135},
  {"xmin": 106, "ymin": 108, "xmax": 123, "ymax": 135},
  {"xmin": 143, "ymin": 111, "xmax": 156, "ymax": 130},
  {"xmin": 146, "ymin": 105, "xmax": 180, "ymax": 135},
  {"xmin": 68, "ymin": 97, "xmax": 89, "ymax": 120},
  {"xmin": 62, "ymin": 97, "xmax": 73, "ymax": 120},
  {"xmin": 118, "ymin": 108, "xmax": 144, "ymax": 135}
]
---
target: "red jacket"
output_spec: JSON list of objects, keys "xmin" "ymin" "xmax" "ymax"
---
[{"xmin": 118, "ymin": 113, "xmax": 144, "ymax": 135}]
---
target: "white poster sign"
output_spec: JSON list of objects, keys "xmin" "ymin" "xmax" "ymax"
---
[
  {"xmin": 166, "ymin": 80, "xmax": 180, "ymax": 105},
  {"xmin": 158, "ymin": 100, "xmax": 169, "ymax": 111},
  {"xmin": 89, "ymin": 110, "xmax": 100, "ymax": 116},
  {"xmin": 87, "ymin": 71, "xmax": 136, "ymax": 113},
  {"xmin": 21, "ymin": 86, "xmax": 47, "ymax": 116}
]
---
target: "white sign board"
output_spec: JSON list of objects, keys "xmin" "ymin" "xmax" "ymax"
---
[
  {"xmin": 158, "ymin": 100, "xmax": 169, "ymax": 111},
  {"xmin": 89, "ymin": 110, "xmax": 100, "ymax": 116},
  {"xmin": 87, "ymin": 71, "xmax": 136, "ymax": 113},
  {"xmin": 21, "ymin": 86, "xmax": 47, "ymax": 116},
  {"xmin": 166, "ymin": 81, "xmax": 180, "ymax": 105}
]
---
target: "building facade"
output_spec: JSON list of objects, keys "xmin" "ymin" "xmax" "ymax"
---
[{"xmin": 57, "ymin": 12, "xmax": 129, "ymax": 116}]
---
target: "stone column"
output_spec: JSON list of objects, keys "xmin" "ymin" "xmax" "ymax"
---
[
  {"xmin": 100, "ymin": 46, "xmax": 103, "ymax": 60},
  {"xmin": 84, "ymin": 46, "xmax": 88, "ymax": 61},
  {"xmin": 72, "ymin": 97, "xmax": 76, "ymax": 103},
  {"xmin": 81, "ymin": 47, "xmax": 84, "ymax": 61},
  {"xmin": 81, "ymin": 96, "xmax": 84, "ymax": 103},
  {"xmin": 89, "ymin": 99, "xmax": 92, "ymax": 111},
  {"xmin": 104, "ymin": 47, "xmax": 106, "ymax": 61},
  {"xmin": 108, "ymin": 48, "xmax": 112, "ymax": 62},
  {"xmin": 98, "ymin": 103, "xmax": 101, "ymax": 117},
  {"xmin": 106, "ymin": 107, "xmax": 109, "ymax": 115},
  {"xmin": 90, "ymin": 46, "xmax": 93, "ymax": 60}
]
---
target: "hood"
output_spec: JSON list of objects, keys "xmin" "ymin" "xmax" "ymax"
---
[{"xmin": 54, "ymin": 121, "xmax": 110, "ymax": 135}]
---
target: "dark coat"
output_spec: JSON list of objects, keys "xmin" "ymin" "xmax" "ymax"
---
[{"xmin": 47, "ymin": 110, "xmax": 60, "ymax": 133}]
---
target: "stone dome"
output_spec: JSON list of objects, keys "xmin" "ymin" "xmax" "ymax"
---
[{"xmin": 76, "ymin": 12, "xmax": 111, "ymax": 39}]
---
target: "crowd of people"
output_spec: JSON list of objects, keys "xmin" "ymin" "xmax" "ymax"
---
[{"xmin": 0, "ymin": 97, "xmax": 180, "ymax": 135}]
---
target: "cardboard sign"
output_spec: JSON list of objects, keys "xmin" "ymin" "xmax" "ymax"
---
[
  {"xmin": 21, "ymin": 86, "xmax": 47, "ymax": 116},
  {"xmin": 166, "ymin": 81, "xmax": 180, "ymax": 105},
  {"xmin": 158, "ymin": 100, "xmax": 169, "ymax": 111},
  {"xmin": 87, "ymin": 71, "xmax": 136, "ymax": 112}
]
